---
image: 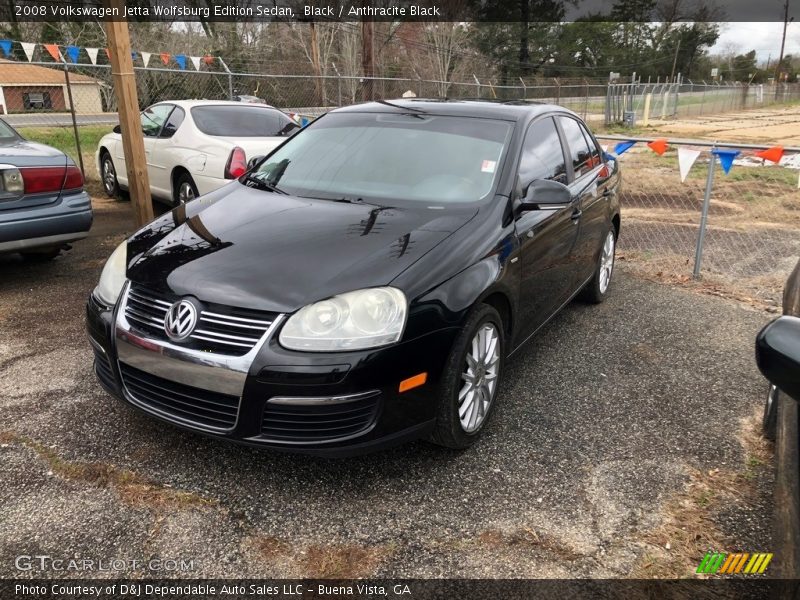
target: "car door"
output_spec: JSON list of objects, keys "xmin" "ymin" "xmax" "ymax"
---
[
  {"xmin": 556, "ymin": 116, "xmax": 611, "ymax": 285},
  {"xmin": 514, "ymin": 116, "xmax": 581, "ymax": 344},
  {"xmin": 149, "ymin": 105, "xmax": 186, "ymax": 199},
  {"xmin": 138, "ymin": 104, "xmax": 174, "ymax": 196}
]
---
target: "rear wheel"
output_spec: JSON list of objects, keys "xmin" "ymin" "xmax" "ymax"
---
[
  {"xmin": 174, "ymin": 172, "xmax": 198, "ymax": 205},
  {"xmin": 429, "ymin": 304, "xmax": 505, "ymax": 449},
  {"xmin": 100, "ymin": 152, "xmax": 120, "ymax": 198},
  {"xmin": 580, "ymin": 227, "xmax": 616, "ymax": 303},
  {"xmin": 763, "ymin": 384, "xmax": 779, "ymax": 441}
]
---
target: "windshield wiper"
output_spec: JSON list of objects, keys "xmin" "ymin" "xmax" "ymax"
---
[
  {"xmin": 243, "ymin": 174, "xmax": 288, "ymax": 194},
  {"xmin": 300, "ymin": 195, "xmax": 365, "ymax": 204}
]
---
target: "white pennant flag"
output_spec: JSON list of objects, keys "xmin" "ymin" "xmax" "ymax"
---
[
  {"xmin": 678, "ymin": 147, "xmax": 701, "ymax": 182},
  {"xmin": 21, "ymin": 42, "xmax": 36, "ymax": 62},
  {"xmin": 86, "ymin": 47, "xmax": 99, "ymax": 65},
  {"xmin": 190, "ymin": 56, "xmax": 201, "ymax": 71},
  {"xmin": 141, "ymin": 52, "xmax": 151, "ymax": 68}
]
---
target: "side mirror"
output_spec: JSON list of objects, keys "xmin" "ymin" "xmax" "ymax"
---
[
  {"xmin": 113, "ymin": 124, "xmax": 121, "ymax": 134},
  {"xmin": 247, "ymin": 155, "xmax": 265, "ymax": 170},
  {"xmin": 756, "ymin": 316, "xmax": 800, "ymax": 401},
  {"xmin": 518, "ymin": 179, "xmax": 572, "ymax": 212}
]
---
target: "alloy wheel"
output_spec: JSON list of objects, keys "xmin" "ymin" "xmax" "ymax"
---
[
  {"xmin": 458, "ymin": 323, "xmax": 500, "ymax": 433},
  {"xmin": 102, "ymin": 159, "xmax": 116, "ymax": 194},
  {"xmin": 599, "ymin": 230, "xmax": 615, "ymax": 294},
  {"xmin": 178, "ymin": 181, "xmax": 196, "ymax": 204}
]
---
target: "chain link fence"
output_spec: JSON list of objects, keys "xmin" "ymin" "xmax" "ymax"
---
[{"xmin": 598, "ymin": 136, "xmax": 800, "ymax": 307}]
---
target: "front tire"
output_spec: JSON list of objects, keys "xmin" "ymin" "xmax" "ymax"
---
[
  {"xmin": 429, "ymin": 304, "xmax": 505, "ymax": 449},
  {"xmin": 580, "ymin": 226, "xmax": 616, "ymax": 303}
]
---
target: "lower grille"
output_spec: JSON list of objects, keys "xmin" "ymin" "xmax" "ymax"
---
[
  {"xmin": 92, "ymin": 347, "xmax": 116, "ymax": 388},
  {"xmin": 261, "ymin": 392, "xmax": 380, "ymax": 443},
  {"xmin": 119, "ymin": 362, "xmax": 240, "ymax": 431}
]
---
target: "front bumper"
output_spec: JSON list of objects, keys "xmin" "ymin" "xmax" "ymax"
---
[{"xmin": 86, "ymin": 290, "xmax": 459, "ymax": 456}]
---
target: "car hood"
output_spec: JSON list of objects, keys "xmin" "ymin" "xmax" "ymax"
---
[{"xmin": 127, "ymin": 183, "xmax": 477, "ymax": 313}]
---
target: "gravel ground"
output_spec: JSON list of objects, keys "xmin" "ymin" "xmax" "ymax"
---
[{"xmin": 0, "ymin": 196, "xmax": 776, "ymax": 579}]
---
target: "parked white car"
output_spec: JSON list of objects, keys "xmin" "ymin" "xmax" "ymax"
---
[{"xmin": 96, "ymin": 100, "xmax": 300, "ymax": 205}]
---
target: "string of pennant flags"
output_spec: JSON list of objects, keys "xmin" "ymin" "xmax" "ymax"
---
[
  {"xmin": 0, "ymin": 39, "xmax": 216, "ymax": 71},
  {"xmin": 604, "ymin": 138, "xmax": 792, "ymax": 184}
]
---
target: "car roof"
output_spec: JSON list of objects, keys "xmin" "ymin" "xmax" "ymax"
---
[
  {"xmin": 330, "ymin": 99, "xmax": 577, "ymax": 122},
  {"xmin": 157, "ymin": 99, "xmax": 277, "ymax": 110}
]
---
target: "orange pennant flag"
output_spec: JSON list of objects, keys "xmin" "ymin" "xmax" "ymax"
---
[
  {"xmin": 755, "ymin": 145, "xmax": 784, "ymax": 164},
  {"xmin": 160, "ymin": 52, "xmax": 170, "ymax": 65},
  {"xmin": 647, "ymin": 138, "xmax": 669, "ymax": 156},
  {"xmin": 43, "ymin": 44, "xmax": 61, "ymax": 62},
  {"xmin": 104, "ymin": 48, "xmax": 110, "ymax": 59},
  {"xmin": 202, "ymin": 55, "xmax": 214, "ymax": 65}
]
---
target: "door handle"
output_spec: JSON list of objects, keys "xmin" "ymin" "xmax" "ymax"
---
[{"xmin": 571, "ymin": 209, "xmax": 582, "ymax": 222}]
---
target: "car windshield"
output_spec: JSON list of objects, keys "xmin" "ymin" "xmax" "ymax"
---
[
  {"xmin": 191, "ymin": 106, "xmax": 297, "ymax": 137},
  {"xmin": 0, "ymin": 119, "xmax": 21, "ymax": 142},
  {"xmin": 246, "ymin": 112, "xmax": 513, "ymax": 205}
]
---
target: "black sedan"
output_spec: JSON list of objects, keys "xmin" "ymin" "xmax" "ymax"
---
[{"xmin": 86, "ymin": 100, "xmax": 621, "ymax": 455}]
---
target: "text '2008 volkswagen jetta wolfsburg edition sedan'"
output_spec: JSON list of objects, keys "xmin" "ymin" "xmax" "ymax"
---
[{"xmin": 86, "ymin": 100, "xmax": 620, "ymax": 456}]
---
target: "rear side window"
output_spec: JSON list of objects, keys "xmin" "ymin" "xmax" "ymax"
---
[
  {"xmin": 518, "ymin": 117, "xmax": 568, "ymax": 187},
  {"xmin": 558, "ymin": 116, "xmax": 597, "ymax": 178},
  {"xmin": 161, "ymin": 106, "xmax": 185, "ymax": 137},
  {"xmin": 191, "ymin": 106, "xmax": 298, "ymax": 137}
]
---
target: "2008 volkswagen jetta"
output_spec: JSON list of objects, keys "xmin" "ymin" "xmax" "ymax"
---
[{"xmin": 86, "ymin": 99, "xmax": 620, "ymax": 456}]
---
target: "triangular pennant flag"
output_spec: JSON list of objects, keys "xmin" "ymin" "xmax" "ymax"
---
[
  {"xmin": 613, "ymin": 141, "xmax": 636, "ymax": 155},
  {"xmin": 755, "ymin": 145, "xmax": 784, "ymax": 164},
  {"xmin": 175, "ymin": 54, "xmax": 186, "ymax": 70},
  {"xmin": 21, "ymin": 42, "xmax": 35, "ymax": 62},
  {"xmin": 131, "ymin": 51, "xmax": 137, "ymax": 62},
  {"xmin": 712, "ymin": 149, "xmax": 740, "ymax": 175},
  {"xmin": 160, "ymin": 52, "xmax": 170, "ymax": 65},
  {"xmin": 66, "ymin": 45, "xmax": 80, "ymax": 63},
  {"xmin": 190, "ymin": 56, "xmax": 201, "ymax": 71},
  {"xmin": 86, "ymin": 47, "xmax": 99, "ymax": 65},
  {"xmin": 104, "ymin": 48, "xmax": 110, "ymax": 59},
  {"xmin": 0, "ymin": 40, "xmax": 12, "ymax": 57},
  {"xmin": 202, "ymin": 55, "xmax": 214, "ymax": 65},
  {"xmin": 43, "ymin": 43, "xmax": 61, "ymax": 62},
  {"xmin": 141, "ymin": 51, "xmax": 151, "ymax": 68},
  {"xmin": 677, "ymin": 147, "xmax": 701, "ymax": 183},
  {"xmin": 647, "ymin": 138, "xmax": 668, "ymax": 156}
]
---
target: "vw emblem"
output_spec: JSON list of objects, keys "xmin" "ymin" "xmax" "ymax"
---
[{"xmin": 164, "ymin": 299, "xmax": 198, "ymax": 341}]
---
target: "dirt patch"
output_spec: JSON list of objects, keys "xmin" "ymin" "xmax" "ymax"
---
[
  {"xmin": 2, "ymin": 430, "xmax": 215, "ymax": 512},
  {"xmin": 477, "ymin": 528, "xmax": 584, "ymax": 561},
  {"xmin": 632, "ymin": 411, "xmax": 773, "ymax": 579},
  {"xmin": 300, "ymin": 544, "xmax": 393, "ymax": 578}
]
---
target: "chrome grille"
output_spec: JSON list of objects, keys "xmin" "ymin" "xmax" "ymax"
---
[{"xmin": 123, "ymin": 283, "xmax": 277, "ymax": 356}]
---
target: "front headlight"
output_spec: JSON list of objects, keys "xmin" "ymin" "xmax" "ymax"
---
[
  {"xmin": 279, "ymin": 287, "xmax": 407, "ymax": 352},
  {"xmin": 93, "ymin": 241, "xmax": 127, "ymax": 306}
]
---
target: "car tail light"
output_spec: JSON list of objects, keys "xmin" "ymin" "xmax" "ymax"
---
[
  {"xmin": 224, "ymin": 146, "xmax": 247, "ymax": 179},
  {"xmin": 19, "ymin": 165, "xmax": 84, "ymax": 194}
]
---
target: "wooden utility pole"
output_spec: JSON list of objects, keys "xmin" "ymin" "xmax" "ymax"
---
[
  {"xmin": 103, "ymin": 0, "xmax": 153, "ymax": 225},
  {"xmin": 775, "ymin": 0, "xmax": 791, "ymax": 85},
  {"xmin": 361, "ymin": 20, "xmax": 374, "ymax": 101}
]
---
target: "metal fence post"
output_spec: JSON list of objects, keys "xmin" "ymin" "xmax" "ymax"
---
[
  {"xmin": 62, "ymin": 61, "xmax": 85, "ymax": 177},
  {"xmin": 693, "ymin": 147, "xmax": 716, "ymax": 278},
  {"xmin": 218, "ymin": 57, "xmax": 234, "ymax": 100},
  {"xmin": 519, "ymin": 77, "xmax": 526, "ymax": 100},
  {"xmin": 473, "ymin": 74, "xmax": 481, "ymax": 98}
]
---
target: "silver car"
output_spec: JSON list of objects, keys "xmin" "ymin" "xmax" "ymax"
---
[{"xmin": 0, "ymin": 119, "xmax": 92, "ymax": 260}]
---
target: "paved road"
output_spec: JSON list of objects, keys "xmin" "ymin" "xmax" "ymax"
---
[
  {"xmin": 0, "ymin": 197, "xmax": 775, "ymax": 579},
  {"xmin": 3, "ymin": 113, "xmax": 119, "ymax": 128}
]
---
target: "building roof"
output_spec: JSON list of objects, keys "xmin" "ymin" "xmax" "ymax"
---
[{"xmin": 0, "ymin": 60, "xmax": 100, "ymax": 85}]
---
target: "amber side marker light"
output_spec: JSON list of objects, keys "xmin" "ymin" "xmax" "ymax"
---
[{"xmin": 399, "ymin": 373, "xmax": 427, "ymax": 393}]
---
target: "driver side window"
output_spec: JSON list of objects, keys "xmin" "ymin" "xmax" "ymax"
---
[
  {"xmin": 518, "ymin": 117, "xmax": 568, "ymax": 191},
  {"xmin": 140, "ymin": 104, "xmax": 173, "ymax": 137}
]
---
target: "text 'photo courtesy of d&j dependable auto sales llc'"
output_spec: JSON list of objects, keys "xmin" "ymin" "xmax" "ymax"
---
[{"xmin": 2, "ymin": 0, "xmax": 800, "ymax": 598}]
